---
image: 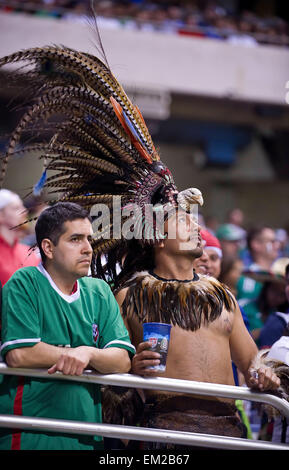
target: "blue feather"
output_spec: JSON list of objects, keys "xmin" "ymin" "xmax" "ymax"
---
[
  {"xmin": 33, "ymin": 169, "xmax": 47, "ymax": 195},
  {"xmin": 123, "ymin": 111, "xmax": 142, "ymax": 143}
]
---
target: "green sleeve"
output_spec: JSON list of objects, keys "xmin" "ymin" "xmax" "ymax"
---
[
  {"xmin": 97, "ymin": 282, "xmax": 135, "ymax": 358},
  {"xmin": 0, "ymin": 270, "xmax": 41, "ymax": 359}
]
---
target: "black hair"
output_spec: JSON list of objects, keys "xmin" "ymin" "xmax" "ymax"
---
[
  {"xmin": 93, "ymin": 239, "xmax": 156, "ymax": 291},
  {"xmin": 219, "ymin": 255, "xmax": 239, "ymax": 285},
  {"xmin": 247, "ymin": 225, "xmax": 271, "ymax": 252},
  {"xmin": 257, "ymin": 281, "xmax": 289, "ymax": 323},
  {"xmin": 35, "ymin": 202, "xmax": 92, "ymax": 263},
  {"xmin": 283, "ymin": 324, "xmax": 289, "ymax": 337}
]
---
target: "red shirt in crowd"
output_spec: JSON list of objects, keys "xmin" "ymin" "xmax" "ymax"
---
[{"xmin": 0, "ymin": 235, "xmax": 40, "ymax": 286}]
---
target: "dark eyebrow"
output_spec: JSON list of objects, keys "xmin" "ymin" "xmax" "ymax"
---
[{"xmin": 69, "ymin": 233, "xmax": 92, "ymax": 239}]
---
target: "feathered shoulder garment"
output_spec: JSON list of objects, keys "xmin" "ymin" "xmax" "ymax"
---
[
  {"xmin": 121, "ymin": 270, "xmax": 236, "ymax": 331},
  {"xmin": 250, "ymin": 349, "xmax": 289, "ymax": 417}
]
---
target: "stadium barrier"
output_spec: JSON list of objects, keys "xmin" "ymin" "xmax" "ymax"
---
[{"xmin": 0, "ymin": 362, "xmax": 289, "ymax": 450}]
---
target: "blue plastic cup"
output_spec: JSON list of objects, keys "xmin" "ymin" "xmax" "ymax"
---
[{"xmin": 143, "ymin": 322, "xmax": 172, "ymax": 371}]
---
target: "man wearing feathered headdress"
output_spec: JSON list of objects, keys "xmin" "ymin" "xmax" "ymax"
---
[
  {"xmin": 113, "ymin": 209, "xmax": 281, "ymax": 448},
  {"xmin": 0, "ymin": 42, "xmax": 282, "ymax": 449}
]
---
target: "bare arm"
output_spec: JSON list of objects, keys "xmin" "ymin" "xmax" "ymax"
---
[
  {"xmin": 115, "ymin": 288, "xmax": 131, "ymax": 336},
  {"xmin": 230, "ymin": 303, "xmax": 280, "ymax": 391},
  {"xmin": 6, "ymin": 342, "xmax": 69, "ymax": 369},
  {"xmin": 229, "ymin": 304, "xmax": 258, "ymax": 383},
  {"xmin": 115, "ymin": 288, "xmax": 160, "ymax": 376},
  {"xmin": 6, "ymin": 342, "xmax": 131, "ymax": 375}
]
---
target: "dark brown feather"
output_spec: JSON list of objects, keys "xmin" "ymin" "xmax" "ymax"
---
[{"xmin": 122, "ymin": 271, "xmax": 236, "ymax": 331}]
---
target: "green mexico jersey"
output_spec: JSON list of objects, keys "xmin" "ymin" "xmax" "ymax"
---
[{"xmin": 0, "ymin": 265, "xmax": 135, "ymax": 450}]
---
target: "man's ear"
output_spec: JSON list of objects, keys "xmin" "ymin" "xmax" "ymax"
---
[{"xmin": 41, "ymin": 238, "xmax": 54, "ymax": 260}]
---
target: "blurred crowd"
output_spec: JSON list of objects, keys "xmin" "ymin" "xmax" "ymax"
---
[
  {"xmin": 197, "ymin": 207, "xmax": 289, "ymax": 441},
  {"xmin": 0, "ymin": 0, "xmax": 288, "ymax": 47},
  {"xmin": 199, "ymin": 207, "xmax": 289, "ymax": 352}
]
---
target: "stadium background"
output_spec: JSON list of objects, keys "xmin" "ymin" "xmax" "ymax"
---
[{"xmin": 0, "ymin": 0, "xmax": 288, "ymax": 228}]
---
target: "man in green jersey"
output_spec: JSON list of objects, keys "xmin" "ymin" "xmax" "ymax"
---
[{"xmin": 0, "ymin": 202, "xmax": 135, "ymax": 450}]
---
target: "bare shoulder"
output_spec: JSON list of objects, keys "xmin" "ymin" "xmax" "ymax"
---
[
  {"xmin": 114, "ymin": 287, "xmax": 143, "ymax": 346},
  {"xmin": 114, "ymin": 287, "xmax": 129, "ymax": 308},
  {"xmin": 219, "ymin": 294, "xmax": 242, "ymax": 334}
]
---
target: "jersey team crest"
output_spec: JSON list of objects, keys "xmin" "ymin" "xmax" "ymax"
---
[{"xmin": 92, "ymin": 323, "xmax": 99, "ymax": 343}]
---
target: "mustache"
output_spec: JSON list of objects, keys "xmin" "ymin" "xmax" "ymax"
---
[{"xmin": 78, "ymin": 257, "xmax": 92, "ymax": 262}]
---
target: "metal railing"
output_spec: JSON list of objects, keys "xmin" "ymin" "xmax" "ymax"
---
[{"xmin": 1, "ymin": 362, "xmax": 289, "ymax": 450}]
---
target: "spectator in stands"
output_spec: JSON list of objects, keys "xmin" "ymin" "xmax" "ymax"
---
[
  {"xmin": 196, "ymin": 230, "xmax": 246, "ymax": 304},
  {"xmin": 219, "ymin": 255, "xmax": 244, "ymax": 297},
  {"xmin": 133, "ymin": 8, "xmax": 156, "ymax": 32},
  {"xmin": 216, "ymin": 223, "xmax": 246, "ymax": 258},
  {"xmin": 0, "ymin": 189, "xmax": 39, "ymax": 286},
  {"xmin": 246, "ymin": 226, "xmax": 280, "ymax": 272},
  {"xmin": 178, "ymin": 12, "xmax": 206, "ymax": 38},
  {"xmin": 164, "ymin": 5, "xmax": 185, "ymax": 32},
  {"xmin": 256, "ymin": 264, "xmax": 289, "ymax": 444},
  {"xmin": 195, "ymin": 231, "xmax": 250, "ymax": 388},
  {"xmin": 238, "ymin": 257, "xmax": 288, "ymax": 344},
  {"xmin": 267, "ymin": 328, "xmax": 289, "ymax": 443},
  {"xmin": 256, "ymin": 259, "xmax": 289, "ymax": 348},
  {"xmin": 200, "ymin": 228, "xmax": 222, "ymax": 278},
  {"xmin": 192, "ymin": 242, "xmax": 209, "ymax": 275},
  {"xmin": 227, "ymin": 17, "xmax": 258, "ymax": 46},
  {"xmin": 61, "ymin": 2, "xmax": 88, "ymax": 23},
  {"xmin": 284, "ymin": 223, "xmax": 289, "ymax": 257},
  {"xmin": 276, "ymin": 228, "xmax": 289, "ymax": 257},
  {"xmin": 237, "ymin": 226, "xmax": 281, "ymax": 327},
  {"xmin": 0, "ymin": 202, "xmax": 134, "ymax": 450},
  {"xmin": 227, "ymin": 208, "xmax": 245, "ymax": 229}
]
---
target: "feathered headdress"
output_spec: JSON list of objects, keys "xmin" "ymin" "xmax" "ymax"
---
[{"xmin": 0, "ymin": 45, "xmax": 203, "ymax": 285}]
